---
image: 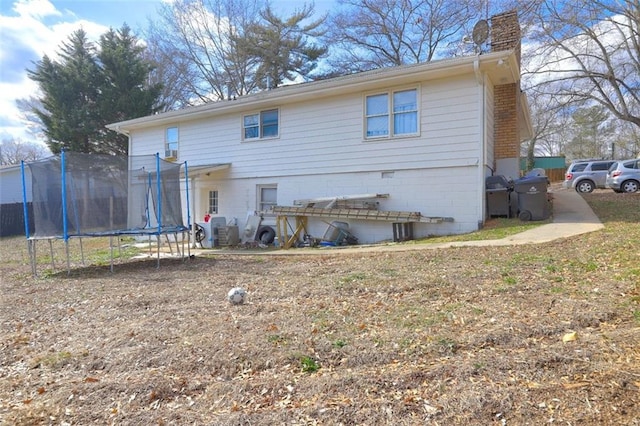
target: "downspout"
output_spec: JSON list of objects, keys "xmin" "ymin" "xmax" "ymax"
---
[{"xmin": 474, "ymin": 58, "xmax": 487, "ymax": 229}]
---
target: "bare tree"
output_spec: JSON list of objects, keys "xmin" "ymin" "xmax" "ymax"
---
[
  {"xmin": 534, "ymin": 106, "xmax": 574, "ymax": 157},
  {"xmin": 142, "ymin": 31, "xmax": 194, "ymax": 111},
  {"xmin": 527, "ymin": 0, "xmax": 640, "ymax": 129},
  {"xmin": 521, "ymin": 88, "xmax": 561, "ymax": 168},
  {"xmin": 145, "ymin": 0, "xmax": 263, "ymax": 106},
  {"xmin": 0, "ymin": 136, "xmax": 50, "ymax": 165},
  {"xmin": 613, "ymin": 121, "xmax": 640, "ymax": 158},
  {"xmin": 325, "ymin": 0, "xmax": 482, "ymax": 72}
]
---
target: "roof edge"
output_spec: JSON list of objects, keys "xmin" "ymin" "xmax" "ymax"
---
[{"xmin": 108, "ymin": 50, "xmax": 517, "ymax": 133}]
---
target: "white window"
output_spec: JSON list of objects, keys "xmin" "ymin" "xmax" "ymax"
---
[
  {"xmin": 366, "ymin": 94, "xmax": 389, "ymax": 137},
  {"xmin": 208, "ymin": 190, "xmax": 218, "ymax": 214},
  {"xmin": 258, "ymin": 185, "xmax": 277, "ymax": 212},
  {"xmin": 243, "ymin": 109, "xmax": 279, "ymax": 140},
  {"xmin": 365, "ymin": 88, "xmax": 418, "ymax": 139},
  {"xmin": 166, "ymin": 126, "xmax": 179, "ymax": 151}
]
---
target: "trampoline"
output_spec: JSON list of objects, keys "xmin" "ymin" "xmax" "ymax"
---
[{"xmin": 21, "ymin": 152, "xmax": 193, "ymax": 274}]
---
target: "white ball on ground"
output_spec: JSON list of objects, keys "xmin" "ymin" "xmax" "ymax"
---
[{"xmin": 227, "ymin": 287, "xmax": 247, "ymax": 305}]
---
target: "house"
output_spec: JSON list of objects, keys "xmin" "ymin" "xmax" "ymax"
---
[
  {"xmin": 0, "ymin": 164, "xmax": 33, "ymax": 237},
  {"xmin": 107, "ymin": 11, "xmax": 532, "ymax": 245}
]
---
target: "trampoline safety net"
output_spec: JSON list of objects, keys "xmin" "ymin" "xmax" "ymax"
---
[{"xmin": 26, "ymin": 152, "xmax": 187, "ymax": 238}]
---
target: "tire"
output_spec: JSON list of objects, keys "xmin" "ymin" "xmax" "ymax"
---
[
  {"xmin": 576, "ymin": 180, "xmax": 594, "ymax": 193},
  {"xmin": 621, "ymin": 180, "xmax": 639, "ymax": 193},
  {"xmin": 518, "ymin": 210, "xmax": 532, "ymax": 221},
  {"xmin": 194, "ymin": 224, "xmax": 205, "ymax": 243},
  {"xmin": 256, "ymin": 226, "xmax": 276, "ymax": 244}
]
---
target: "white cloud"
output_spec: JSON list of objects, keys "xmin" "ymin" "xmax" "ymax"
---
[
  {"xmin": 0, "ymin": 0, "xmax": 109, "ymax": 144},
  {"xmin": 12, "ymin": 0, "xmax": 61, "ymax": 19}
]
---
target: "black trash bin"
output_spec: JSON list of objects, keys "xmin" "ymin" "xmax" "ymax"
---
[
  {"xmin": 486, "ymin": 175, "xmax": 514, "ymax": 218},
  {"xmin": 514, "ymin": 175, "xmax": 551, "ymax": 221}
]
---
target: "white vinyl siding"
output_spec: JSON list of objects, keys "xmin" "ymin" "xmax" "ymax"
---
[
  {"xmin": 129, "ymin": 76, "xmax": 480, "ymax": 180},
  {"xmin": 0, "ymin": 166, "xmax": 31, "ymax": 203},
  {"xmin": 129, "ymin": 76, "xmax": 479, "ymax": 179}
]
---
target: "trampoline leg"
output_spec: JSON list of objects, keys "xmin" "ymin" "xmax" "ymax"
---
[
  {"xmin": 79, "ymin": 238, "xmax": 85, "ymax": 266},
  {"xmin": 109, "ymin": 235, "xmax": 114, "ymax": 273},
  {"xmin": 165, "ymin": 234, "xmax": 174, "ymax": 255},
  {"xmin": 28, "ymin": 239, "xmax": 36, "ymax": 277},
  {"xmin": 156, "ymin": 237, "xmax": 160, "ymax": 269},
  {"xmin": 48, "ymin": 239, "xmax": 54, "ymax": 271},
  {"xmin": 174, "ymin": 233, "xmax": 180, "ymax": 257},
  {"xmin": 65, "ymin": 240, "xmax": 70, "ymax": 276}
]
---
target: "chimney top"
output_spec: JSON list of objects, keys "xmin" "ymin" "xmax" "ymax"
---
[{"xmin": 490, "ymin": 10, "xmax": 521, "ymax": 64}]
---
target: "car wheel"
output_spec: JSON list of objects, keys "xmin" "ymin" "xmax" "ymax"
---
[
  {"xmin": 621, "ymin": 180, "xmax": 639, "ymax": 193},
  {"xmin": 576, "ymin": 180, "xmax": 594, "ymax": 193}
]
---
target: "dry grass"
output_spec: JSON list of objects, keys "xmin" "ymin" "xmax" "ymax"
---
[{"xmin": 1, "ymin": 191, "xmax": 639, "ymax": 425}]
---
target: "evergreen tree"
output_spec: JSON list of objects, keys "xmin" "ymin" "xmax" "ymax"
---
[
  {"xmin": 26, "ymin": 27, "xmax": 162, "ymax": 155},
  {"xmin": 567, "ymin": 106, "xmax": 613, "ymax": 160},
  {"xmin": 28, "ymin": 30, "xmax": 102, "ymax": 154},
  {"xmin": 237, "ymin": 5, "xmax": 327, "ymax": 89},
  {"xmin": 98, "ymin": 25, "xmax": 164, "ymax": 155}
]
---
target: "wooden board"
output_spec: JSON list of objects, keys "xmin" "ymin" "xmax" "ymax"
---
[{"xmin": 272, "ymin": 206, "xmax": 453, "ymax": 223}]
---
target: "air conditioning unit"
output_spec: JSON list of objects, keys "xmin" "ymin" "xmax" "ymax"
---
[{"xmin": 164, "ymin": 149, "xmax": 178, "ymax": 159}]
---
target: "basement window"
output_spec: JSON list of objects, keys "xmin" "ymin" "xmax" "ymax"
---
[{"xmin": 258, "ymin": 185, "xmax": 277, "ymax": 212}]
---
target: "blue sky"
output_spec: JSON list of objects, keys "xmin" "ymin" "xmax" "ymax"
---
[{"xmin": 0, "ymin": 0, "xmax": 335, "ymax": 145}]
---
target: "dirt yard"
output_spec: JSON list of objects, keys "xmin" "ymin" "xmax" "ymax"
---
[{"xmin": 1, "ymin": 191, "xmax": 639, "ymax": 425}]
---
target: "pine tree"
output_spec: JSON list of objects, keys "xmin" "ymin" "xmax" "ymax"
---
[
  {"xmin": 27, "ymin": 26, "xmax": 162, "ymax": 155},
  {"xmin": 98, "ymin": 25, "xmax": 164, "ymax": 155},
  {"xmin": 237, "ymin": 5, "xmax": 327, "ymax": 89},
  {"xmin": 28, "ymin": 30, "xmax": 102, "ymax": 153}
]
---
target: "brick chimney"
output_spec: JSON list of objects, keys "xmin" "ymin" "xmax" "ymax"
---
[
  {"xmin": 490, "ymin": 10, "xmax": 521, "ymax": 64},
  {"xmin": 491, "ymin": 10, "xmax": 521, "ymax": 179}
]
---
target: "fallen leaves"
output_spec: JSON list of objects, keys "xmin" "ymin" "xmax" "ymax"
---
[
  {"xmin": 2, "ymin": 193, "xmax": 640, "ymax": 426},
  {"xmin": 562, "ymin": 331, "xmax": 577, "ymax": 343},
  {"xmin": 562, "ymin": 382, "xmax": 591, "ymax": 390}
]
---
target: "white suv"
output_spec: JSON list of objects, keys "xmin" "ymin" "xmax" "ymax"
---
[{"xmin": 563, "ymin": 159, "xmax": 617, "ymax": 193}]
